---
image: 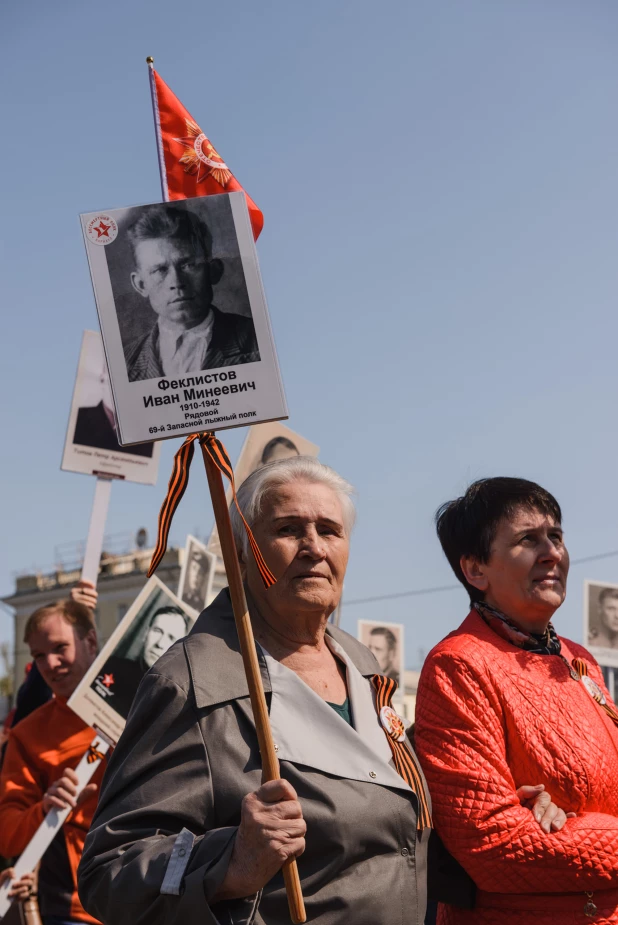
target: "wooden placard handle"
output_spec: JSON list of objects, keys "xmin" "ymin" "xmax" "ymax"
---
[
  {"xmin": 201, "ymin": 445, "xmax": 307, "ymax": 924},
  {"xmin": 19, "ymin": 896, "xmax": 43, "ymax": 925}
]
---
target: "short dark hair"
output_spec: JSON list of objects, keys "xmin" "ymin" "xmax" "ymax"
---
[
  {"xmin": 435, "ymin": 477, "xmax": 562, "ymax": 603},
  {"xmin": 260, "ymin": 436, "xmax": 299, "ymax": 465},
  {"xmin": 599, "ymin": 588, "xmax": 618, "ymax": 607},
  {"xmin": 147, "ymin": 605, "xmax": 190, "ymax": 634},
  {"xmin": 127, "ymin": 204, "xmax": 213, "ymax": 262},
  {"xmin": 370, "ymin": 626, "xmax": 397, "ymax": 650}
]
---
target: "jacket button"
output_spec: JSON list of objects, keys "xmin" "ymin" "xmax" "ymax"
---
[
  {"xmin": 178, "ymin": 848, "xmax": 186, "ymax": 857},
  {"xmin": 401, "ymin": 848, "xmax": 409, "ymax": 857},
  {"xmin": 369, "ymin": 770, "xmax": 377, "ymax": 779}
]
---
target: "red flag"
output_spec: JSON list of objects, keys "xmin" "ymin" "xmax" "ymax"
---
[{"xmin": 147, "ymin": 62, "xmax": 264, "ymax": 240}]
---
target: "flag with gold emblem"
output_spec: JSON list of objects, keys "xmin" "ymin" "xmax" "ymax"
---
[{"xmin": 147, "ymin": 61, "xmax": 264, "ymax": 239}]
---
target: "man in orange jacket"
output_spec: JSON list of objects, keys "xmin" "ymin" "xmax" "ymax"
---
[{"xmin": 0, "ymin": 584, "xmax": 104, "ymax": 925}]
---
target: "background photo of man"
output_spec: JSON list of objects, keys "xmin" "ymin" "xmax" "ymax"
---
[
  {"xmin": 117, "ymin": 203, "xmax": 260, "ymax": 382},
  {"xmin": 91, "ymin": 604, "xmax": 191, "ymax": 720},
  {"xmin": 73, "ymin": 358, "xmax": 153, "ymax": 458},
  {"xmin": 179, "ymin": 543, "xmax": 214, "ymax": 614},
  {"xmin": 232, "ymin": 424, "xmax": 319, "ymax": 493},
  {"xmin": 0, "ymin": 595, "xmax": 103, "ymax": 925},
  {"xmin": 368, "ymin": 626, "xmax": 400, "ymax": 686},
  {"xmin": 259, "ymin": 436, "xmax": 300, "ymax": 466},
  {"xmin": 357, "ymin": 623, "xmax": 403, "ymax": 688},
  {"xmin": 206, "ymin": 424, "xmax": 318, "ymax": 560},
  {"xmin": 588, "ymin": 585, "xmax": 618, "ymax": 650}
]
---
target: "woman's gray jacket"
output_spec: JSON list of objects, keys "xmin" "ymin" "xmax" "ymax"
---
[{"xmin": 77, "ymin": 589, "xmax": 429, "ymax": 925}]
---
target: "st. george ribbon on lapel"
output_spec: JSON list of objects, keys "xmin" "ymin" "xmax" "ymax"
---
[
  {"xmin": 371, "ymin": 674, "xmax": 432, "ymax": 831},
  {"xmin": 148, "ymin": 430, "xmax": 276, "ymax": 588}
]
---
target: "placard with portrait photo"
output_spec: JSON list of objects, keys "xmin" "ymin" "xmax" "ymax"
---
[
  {"xmin": 80, "ymin": 193, "xmax": 287, "ymax": 446},
  {"xmin": 207, "ymin": 421, "xmax": 319, "ymax": 556},
  {"xmin": 178, "ymin": 535, "xmax": 216, "ymax": 615},
  {"xmin": 61, "ymin": 330, "xmax": 161, "ymax": 484},
  {"xmin": 68, "ymin": 577, "xmax": 195, "ymax": 744},
  {"xmin": 358, "ymin": 620, "xmax": 405, "ymax": 696},
  {"xmin": 584, "ymin": 580, "xmax": 618, "ymax": 668}
]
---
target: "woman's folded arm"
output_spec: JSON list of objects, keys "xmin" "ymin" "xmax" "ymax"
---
[{"xmin": 415, "ymin": 653, "xmax": 618, "ymax": 894}]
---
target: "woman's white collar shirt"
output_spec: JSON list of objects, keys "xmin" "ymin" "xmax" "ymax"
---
[
  {"xmin": 77, "ymin": 590, "xmax": 429, "ymax": 925},
  {"xmin": 262, "ymin": 636, "xmax": 411, "ymax": 793}
]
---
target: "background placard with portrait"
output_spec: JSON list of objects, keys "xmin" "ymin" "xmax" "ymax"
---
[
  {"xmin": 178, "ymin": 535, "xmax": 216, "ymax": 616},
  {"xmin": 68, "ymin": 576, "xmax": 195, "ymax": 743},
  {"xmin": 61, "ymin": 330, "xmax": 161, "ymax": 484},
  {"xmin": 357, "ymin": 620, "xmax": 405, "ymax": 700},
  {"xmin": 584, "ymin": 579, "xmax": 618, "ymax": 669},
  {"xmin": 80, "ymin": 192, "xmax": 288, "ymax": 446},
  {"xmin": 207, "ymin": 421, "xmax": 319, "ymax": 556}
]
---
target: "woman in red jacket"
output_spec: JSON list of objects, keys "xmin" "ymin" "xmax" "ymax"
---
[{"xmin": 415, "ymin": 477, "xmax": 618, "ymax": 925}]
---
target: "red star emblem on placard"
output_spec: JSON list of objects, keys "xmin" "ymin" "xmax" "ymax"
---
[
  {"xmin": 102, "ymin": 673, "xmax": 114, "ymax": 688},
  {"xmin": 94, "ymin": 221, "xmax": 111, "ymax": 239}
]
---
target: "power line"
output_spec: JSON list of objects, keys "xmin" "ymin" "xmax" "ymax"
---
[
  {"xmin": 570, "ymin": 549, "xmax": 618, "ymax": 566},
  {"xmin": 342, "ymin": 548, "xmax": 618, "ymax": 608},
  {"xmin": 343, "ymin": 584, "xmax": 459, "ymax": 606}
]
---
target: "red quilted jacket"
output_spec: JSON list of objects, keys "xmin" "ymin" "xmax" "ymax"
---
[{"xmin": 415, "ymin": 610, "xmax": 618, "ymax": 925}]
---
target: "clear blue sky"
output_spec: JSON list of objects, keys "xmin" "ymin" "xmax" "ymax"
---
[{"xmin": 1, "ymin": 0, "xmax": 617, "ymax": 665}]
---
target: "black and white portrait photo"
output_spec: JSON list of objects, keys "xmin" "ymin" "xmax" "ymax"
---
[
  {"xmin": 106, "ymin": 197, "xmax": 260, "ymax": 383},
  {"xmin": 73, "ymin": 355, "xmax": 153, "ymax": 457},
  {"xmin": 61, "ymin": 330, "xmax": 160, "ymax": 484},
  {"xmin": 260, "ymin": 436, "xmax": 300, "ymax": 465},
  {"xmin": 585, "ymin": 580, "xmax": 618, "ymax": 666},
  {"xmin": 91, "ymin": 585, "xmax": 192, "ymax": 719},
  {"xmin": 358, "ymin": 620, "xmax": 404, "ymax": 688},
  {"xmin": 81, "ymin": 192, "xmax": 288, "ymax": 445},
  {"xmin": 178, "ymin": 536, "xmax": 216, "ymax": 614},
  {"xmin": 232, "ymin": 422, "xmax": 319, "ymax": 487},
  {"xmin": 69, "ymin": 578, "xmax": 194, "ymax": 743}
]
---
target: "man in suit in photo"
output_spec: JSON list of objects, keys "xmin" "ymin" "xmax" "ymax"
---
[
  {"xmin": 123, "ymin": 205, "xmax": 260, "ymax": 382},
  {"xmin": 73, "ymin": 363, "xmax": 154, "ymax": 457}
]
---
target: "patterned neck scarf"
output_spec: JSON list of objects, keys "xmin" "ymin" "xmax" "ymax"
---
[
  {"xmin": 474, "ymin": 602, "xmax": 618, "ymax": 731},
  {"xmin": 474, "ymin": 601, "xmax": 562, "ymax": 656}
]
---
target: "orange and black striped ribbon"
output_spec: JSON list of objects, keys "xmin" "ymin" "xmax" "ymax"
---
[
  {"xmin": 371, "ymin": 674, "xmax": 432, "ymax": 830},
  {"xmin": 572, "ymin": 657, "xmax": 618, "ymax": 727},
  {"xmin": 87, "ymin": 741, "xmax": 106, "ymax": 764},
  {"xmin": 148, "ymin": 431, "xmax": 276, "ymax": 588}
]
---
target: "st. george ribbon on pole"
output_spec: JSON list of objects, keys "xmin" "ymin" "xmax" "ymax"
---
[
  {"xmin": 200, "ymin": 443, "xmax": 306, "ymax": 923},
  {"xmin": 146, "ymin": 52, "xmax": 306, "ymax": 923}
]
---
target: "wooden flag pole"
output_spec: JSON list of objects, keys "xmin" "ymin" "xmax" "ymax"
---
[{"xmin": 200, "ymin": 444, "xmax": 307, "ymax": 925}]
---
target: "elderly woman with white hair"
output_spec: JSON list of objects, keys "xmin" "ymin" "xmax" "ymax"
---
[{"xmin": 77, "ymin": 456, "xmax": 432, "ymax": 925}]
